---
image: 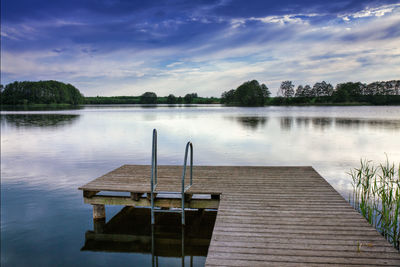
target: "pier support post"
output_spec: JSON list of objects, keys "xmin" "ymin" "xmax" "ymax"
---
[
  {"xmin": 131, "ymin": 192, "xmax": 141, "ymax": 201},
  {"xmin": 93, "ymin": 204, "xmax": 105, "ymax": 220}
]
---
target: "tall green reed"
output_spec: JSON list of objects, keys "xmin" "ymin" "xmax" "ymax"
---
[{"xmin": 349, "ymin": 158, "xmax": 399, "ymax": 250}]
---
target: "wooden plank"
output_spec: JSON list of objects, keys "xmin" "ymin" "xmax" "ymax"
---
[
  {"xmin": 211, "ymin": 232, "xmax": 386, "ymax": 241},
  {"xmin": 206, "ymin": 252, "xmax": 400, "ymax": 265},
  {"xmin": 210, "ymin": 241, "xmax": 399, "ymax": 253},
  {"xmin": 210, "ymin": 235, "xmax": 392, "ymax": 246},
  {"xmin": 84, "ymin": 195, "xmax": 219, "ymax": 209},
  {"xmin": 205, "ymin": 258, "xmax": 388, "ymax": 267},
  {"xmin": 209, "ymin": 246, "xmax": 400, "ymax": 260}
]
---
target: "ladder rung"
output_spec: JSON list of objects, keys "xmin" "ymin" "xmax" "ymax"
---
[
  {"xmin": 154, "ymin": 191, "xmax": 182, "ymax": 194},
  {"xmin": 154, "ymin": 209, "xmax": 182, "ymax": 213}
]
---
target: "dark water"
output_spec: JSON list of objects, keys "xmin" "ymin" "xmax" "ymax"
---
[{"xmin": 1, "ymin": 105, "xmax": 400, "ymax": 266}]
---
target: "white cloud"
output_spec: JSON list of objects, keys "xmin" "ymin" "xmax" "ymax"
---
[
  {"xmin": 251, "ymin": 15, "xmax": 305, "ymax": 25},
  {"xmin": 2, "ymin": 5, "xmax": 400, "ymax": 97},
  {"xmin": 166, "ymin": 61, "xmax": 184, "ymax": 68},
  {"xmin": 339, "ymin": 3, "xmax": 400, "ymax": 21},
  {"xmin": 230, "ymin": 13, "xmax": 319, "ymax": 28}
]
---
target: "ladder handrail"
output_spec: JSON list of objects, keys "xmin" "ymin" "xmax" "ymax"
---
[
  {"xmin": 151, "ymin": 129, "xmax": 157, "ymax": 225},
  {"xmin": 181, "ymin": 141, "xmax": 193, "ymax": 225},
  {"xmin": 182, "ymin": 141, "xmax": 193, "ymax": 191},
  {"xmin": 150, "ymin": 129, "xmax": 194, "ymax": 226},
  {"xmin": 152, "ymin": 129, "xmax": 157, "ymax": 186}
]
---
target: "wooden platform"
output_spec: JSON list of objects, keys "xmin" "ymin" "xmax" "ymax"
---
[{"xmin": 79, "ymin": 165, "xmax": 400, "ymax": 266}]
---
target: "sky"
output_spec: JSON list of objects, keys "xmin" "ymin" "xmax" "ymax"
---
[{"xmin": 1, "ymin": 0, "xmax": 400, "ymax": 97}]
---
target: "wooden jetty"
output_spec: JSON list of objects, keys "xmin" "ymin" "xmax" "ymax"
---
[{"xmin": 79, "ymin": 165, "xmax": 400, "ymax": 266}]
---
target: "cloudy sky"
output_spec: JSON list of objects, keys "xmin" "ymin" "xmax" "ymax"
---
[{"xmin": 1, "ymin": 0, "xmax": 400, "ymax": 96}]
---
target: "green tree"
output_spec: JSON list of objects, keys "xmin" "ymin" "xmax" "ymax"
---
[
  {"xmin": 332, "ymin": 82, "xmax": 368, "ymax": 103},
  {"xmin": 221, "ymin": 80, "xmax": 270, "ymax": 106},
  {"xmin": 332, "ymin": 87, "xmax": 350, "ymax": 102},
  {"xmin": 0, "ymin": 80, "xmax": 84, "ymax": 105},
  {"xmin": 184, "ymin": 93, "xmax": 197, "ymax": 104},
  {"xmin": 279, "ymin": 81, "xmax": 294, "ymax": 98},
  {"xmin": 140, "ymin": 92, "xmax": 157, "ymax": 104},
  {"xmin": 166, "ymin": 94, "xmax": 177, "ymax": 104},
  {"xmin": 234, "ymin": 80, "xmax": 269, "ymax": 106},
  {"xmin": 295, "ymin": 85, "xmax": 304, "ymax": 97},
  {"xmin": 184, "ymin": 94, "xmax": 193, "ymax": 104},
  {"xmin": 261, "ymin": 83, "xmax": 271, "ymax": 98},
  {"xmin": 312, "ymin": 81, "xmax": 333, "ymax": 97},
  {"xmin": 221, "ymin": 89, "xmax": 235, "ymax": 104},
  {"xmin": 300, "ymin": 85, "xmax": 312, "ymax": 97}
]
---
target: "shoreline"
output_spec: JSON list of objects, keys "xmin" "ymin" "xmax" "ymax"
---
[{"xmin": 2, "ymin": 102, "xmax": 400, "ymax": 110}]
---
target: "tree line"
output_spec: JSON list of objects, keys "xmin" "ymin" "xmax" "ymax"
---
[
  {"xmin": 1, "ymin": 81, "xmax": 84, "ymax": 105},
  {"xmin": 86, "ymin": 92, "xmax": 219, "ymax": 104},
  {"xmin": 2, "ymin": 79, "xmax": 399, "ymax": 106},
  {"xmin": 222, "ymin": 80, "xmax": 400, "ymax": 106},
  {"xmin": 0, "ymin": 81, "xmax": 219, "ymax": 105}
]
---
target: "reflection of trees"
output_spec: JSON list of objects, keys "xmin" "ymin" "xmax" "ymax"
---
[
  {"xmin": 312, "ymin": 117, "xmax": 333, "ymax": 130},
  {"xmin": 236, "ymin": 116, "xmax": 268, "ymax": 130},
  {"xmin": 296, "ymin": 117, "xmax": 310, "ymax": 127},
  {"xmin": 295, "ymin": 117, "xmax": 333, "ymax": 129},
  {"xmin": 1, "ymin": 105, "xmax": 82, "ymax": 111},
  {"xmin": 335, "ymin": 118, "xmax": 400, "ymax": 130},
  {"xmin": 295, "ymin": 116, "xmax": 400, "ymax": 130},
  {"xmin": 282, "ymin": 116, "xmax": 400, "ymax": 131},
  {"xmin": 280, "ymin": 117, "xmax": 293, "ymax": 130},
  {"xmin": 1, "ymin": 114, "xmax": 80, "ymax": 128}
]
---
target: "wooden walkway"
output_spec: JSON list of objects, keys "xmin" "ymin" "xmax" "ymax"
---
[{"xmin": 79, "ymin": 165, "xmax": 400, "ymax": 266}]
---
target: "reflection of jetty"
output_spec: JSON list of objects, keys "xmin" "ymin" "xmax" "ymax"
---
[
  {"xmin": 79, "ymin": 165, "xmax": 400, "ymax": 265},
  {"xmin": 82, "ymin": 207, "xmax": 216, "ymax": 257}
]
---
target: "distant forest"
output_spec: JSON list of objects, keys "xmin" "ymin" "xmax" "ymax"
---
[
  {"xmin": 222, "ymin": 80, "xmax": 400, "ymax": 106},
  {"xmin": 85, "ymin": 92, "xmax": 219, "ymax": 104},
  {"xmin": 0, "ymin": 81, "xmax": 218, "ymax": 105},
  {"xmin": 1, "ymin": 79, "xmax": 400, "ymax": 106}
]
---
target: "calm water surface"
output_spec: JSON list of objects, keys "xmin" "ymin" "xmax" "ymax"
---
[{"xmin": 1, "ymin": 105, "xmax": 400, "ymax": 266}]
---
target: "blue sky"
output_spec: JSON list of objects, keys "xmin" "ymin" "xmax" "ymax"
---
[{"xmin": 1, "ymin": 0, "xmax": 400, "ymax": 96}]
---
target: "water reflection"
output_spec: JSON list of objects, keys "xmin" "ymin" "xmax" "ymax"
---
[
  {"xmin": 335, "ymin": 118, "xmax": 400, "ymax": 130},
  {"xmin": 82, "ymin": 207, "xmax": 216, "ymax": 266},
  {"xmin": 228, "ymin": 115, "xmax": 400, "ymax": 131},
  {"xmin": 0, "ymin": 105, "xmax": 83, "ymax": 111},
  {"xmin": 312, "ymin": 117, "xmax": 333, "ymax": 130},
  {"xmin": 296, "ymin": 117, "xmax": 310, "ymax": 127},
  {"xmin": 280, "ymin": 117, "xmax": 293, "ymax": 131},
  {"xmin": 2, "ymin": 105, "xmax": 400, "ymax": 266},
  {"xmin": 281, "ymin": 116, "xmax": 400, "ymax": 131},
  {"xmin": 236, "ymin": 116, "xmax": 268, "ymax": 130},
  {"xmin": 1, "ymin": 114, "xmax": 80, "ymax": 128}
]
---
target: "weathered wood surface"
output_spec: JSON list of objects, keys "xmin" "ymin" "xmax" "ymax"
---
[
  {"xmin": 79, "ymin": 165, "xmax": 400, "ymax": 266},
  {"xmin": 84, "ymin": 195, "xmax": 219, "ymax": 209}
]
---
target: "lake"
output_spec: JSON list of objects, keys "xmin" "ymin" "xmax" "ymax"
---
[{"xmin": 1, "ymin": 105, "xmax": 400, "ymax": 266}]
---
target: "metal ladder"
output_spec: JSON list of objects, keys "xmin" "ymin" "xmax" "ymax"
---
[{"xmin": 150, "ymin": 129, "xmax": 193, "ymax": 225}]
